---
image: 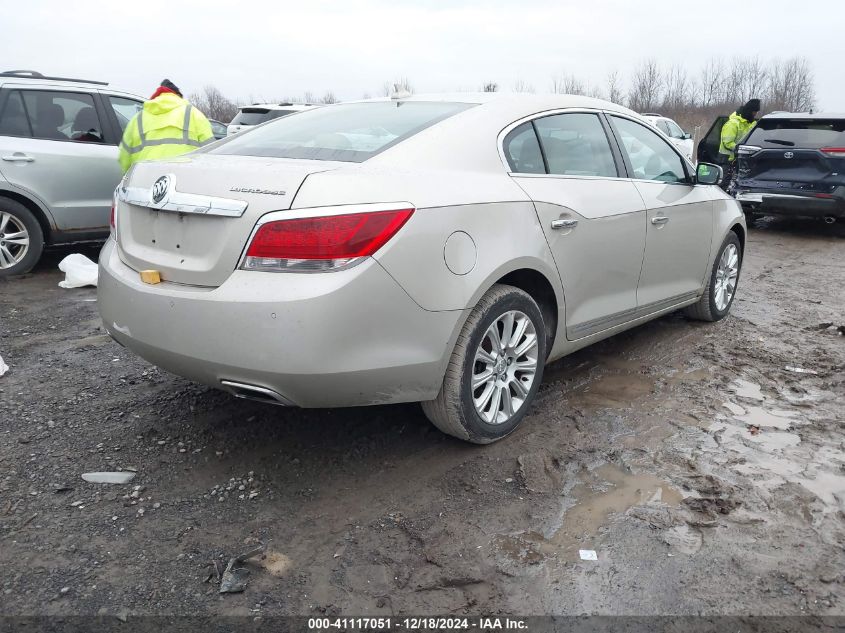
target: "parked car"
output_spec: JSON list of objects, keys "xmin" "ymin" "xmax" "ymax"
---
[
  {"xmin": 226, "ymin": 103, "xmax": 320, "ymax": 135},
  {"xmin": 98, "ymin": 94, "xmax": 744, "ymax": 443},
  {"xmin": 209, "ymin": 119, "xmax": 228, "ymax": 140},
  {"xmin": 641, "ymin": 113, "xmax": 694, "ymax": 161},
  {"xmin": 0, "ymin": 70, "xmax": 144, "ymax": 276},
  {"xmin": 731, "ymin": 113, "xmax": 843, "ymax": 224}
]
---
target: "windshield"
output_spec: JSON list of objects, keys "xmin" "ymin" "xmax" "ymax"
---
[
  {"xmin": 211, "ymin": 101, "xmax": 475, "ymax": 162},
  {"xmin": 746, "ymin": 118, "xmax": 845, "ymax": 149},
  {"xmin": 230, "ymin": 108, "xmax": 299, "ymax": 126}
]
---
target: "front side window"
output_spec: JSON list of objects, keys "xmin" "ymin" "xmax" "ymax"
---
[
  {"xmin": 20, "ymin": 90, "xmax": 104, "ymax": 142},
  {"xmin": 211, "ymin": 101, "xmax": 474, "ymax": 163},
  {"xmin": 665, "ymin": 120, "xmax": 685, "ymax": 139},
  {"xmin": 612, "ymin": 116, "xmax": 687, "ymax": 183},
  {"xmin": 533, "ymin": 113, "xmax": 618, "ymax": 177},
  {"xmin": 656, "ymin": 120, "xmax": 671, "ymax": 136},
  {"xmin": 109, "ymin": 96, "xmax": 143, "ymax": 133},
  {"xmin": 0, "ymin": 91, "xmax": 31, "ymax": 137},
  {"xmin": 503, "ymin": 122, "xmax": 544, "ymax": 174}
]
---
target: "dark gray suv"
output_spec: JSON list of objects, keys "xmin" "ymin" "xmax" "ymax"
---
[{"xmin": 0, "ymin": 70, "xmax": 144, "ymax": 276}]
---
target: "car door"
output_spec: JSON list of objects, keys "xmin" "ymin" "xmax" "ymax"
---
[
  {"xmin": 0, "ymin": 87, "xmax": 120, "ymax": 232},
  {"xmin": 697, "ymin": 115, "xmax": 728, "ymax": 164},
  {"xmin": 504, "ymin": 112, "xmax": 647, "ymax": 340},
  {"xmin": 608, "ymin": 114, "xmax": 714, "ymax": 309}
]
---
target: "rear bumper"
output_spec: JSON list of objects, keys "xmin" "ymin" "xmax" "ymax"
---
[
  {"xmin": 97, "ymin": 239, "xmax": 463, "ymax": 407},
  {"xmin": 736, "ymin": 189, "xmax": 845, "ymax": 218}
]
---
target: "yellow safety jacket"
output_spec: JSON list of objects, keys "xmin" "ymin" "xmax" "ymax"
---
[
  {"xmin": 118, "ymin": 93, "xmax": 214, "ymax": 172},
  {"xmin": 719, "ymin": 112, "xmax": 756, "ymax": 162}
]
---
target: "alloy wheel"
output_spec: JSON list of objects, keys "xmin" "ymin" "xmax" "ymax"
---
[
  {"xmin": 714, "ymin": 243, "xmax": 739, "ymax": 311},
  {"xmin": 0, "ymin": 212, "xmax": 30, "ymax": 269},
  {"xmin": 472, "ymin": 310, "xmax": 539, "ymax": 425}
]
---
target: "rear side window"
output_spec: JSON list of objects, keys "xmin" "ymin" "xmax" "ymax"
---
[
  {"xmin": 212, "ymin": 101, "xmax": 474, "ymax": 163},
  {"xmin": 534, "ymin": 113, "xmax": 618, "ymax": 177},
  {"xmin": 503, "ymin": 122, "xmax": 544, "ymax": 174},
  {"xmin": 611, "ymin": 115, "xmax": 687, "ymax": 183},
  {"xmin": 0, "ymin": 91, "xmax": 31, "ymax": 137},
  {"xmin": 746, "ymin": 118, "xmax": 845, "ymax": 149},
  {"xmin": 5, "ymin": 90, "xmax": 105, "ymax": 143}
]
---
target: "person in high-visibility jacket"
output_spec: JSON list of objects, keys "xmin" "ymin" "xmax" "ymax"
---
[
  {"xmin": 717, "ymin": 98, "xmax": 760, "ymax": 192},
  {"xmin": 118, "ymin": 79, "xmax": 214, "ymax": 173}
]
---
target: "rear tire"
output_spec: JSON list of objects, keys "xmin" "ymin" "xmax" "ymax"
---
[
  {"xmin": 684, "ymin": 232, "xmax": 742, "ymax": 322},
  {"xmin": 422, "ymin": 284, "xmax": 547, "ymax": 444},
  {"xmin": 0, "ymin": 199, "xmax": 43, "ymax": 277}
]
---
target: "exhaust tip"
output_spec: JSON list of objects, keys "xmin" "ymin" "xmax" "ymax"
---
[
  {"xmin": 220, "ymin": 380, "xmax": 295, "ymax": 407},
  {"xmin": 824, "ymin": 216, "xmax": 836, "ymax": 224}
]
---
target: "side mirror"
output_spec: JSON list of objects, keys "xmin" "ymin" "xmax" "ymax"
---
[
  {"xmin": 682, "ymin": 132, "xmax": 692, "ymax": 140},
  {"xmin": 696, "ymin": 162, "xmax": 723, "ymax": 185}
]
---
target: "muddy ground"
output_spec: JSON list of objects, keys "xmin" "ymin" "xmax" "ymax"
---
[{"xmin": 0, "ymin": 216, "xmax": 843, "ymax": 619}]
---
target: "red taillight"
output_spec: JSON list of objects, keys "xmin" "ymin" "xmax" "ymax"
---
[
  {"xmin": 821, "ymin": 147, "xmax": 845, "ymax": 158},
  {"xmin": 242, "ymin": 208, "xmax": 414, "ymax": 272}
]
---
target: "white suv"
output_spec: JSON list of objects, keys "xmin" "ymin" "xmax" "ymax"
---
[
  {"xmin": 0, "ymin": 70, "xmax": 144, "ymax": 276},
  {"xmin": 226, "ymin": 103, "xmax": 320, "ymax": 135},
  {"xmin": 641, "ymin": 113, "xmax": 694, "ymax": 161}
]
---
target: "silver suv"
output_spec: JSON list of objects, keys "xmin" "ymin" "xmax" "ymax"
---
[{"xmin": 0, "ymin": 70, "xmax": 144, "ymax": 276}]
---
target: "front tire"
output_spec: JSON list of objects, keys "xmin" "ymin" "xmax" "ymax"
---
[
  {"xmin": 0, "ymin": 199, "xmax": 44, "ymax": 277},
  {"xmin": 684, "ymin": 232, "xmax": 742, "ymax": 322},
  {"xmin": 422, "ymin": 284, "xmax": 547, "ymax": 444}
]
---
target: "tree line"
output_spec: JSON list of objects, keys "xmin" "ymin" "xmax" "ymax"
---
[{"xmin": 190, "ymin": 56, "xmax": 816, "ymax": 140}]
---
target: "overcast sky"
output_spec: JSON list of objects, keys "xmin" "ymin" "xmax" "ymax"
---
[{"xmin": 2, "ymin": 0, "xmax": 842, "ymax": 110}]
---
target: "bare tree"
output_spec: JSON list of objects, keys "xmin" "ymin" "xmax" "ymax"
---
[
  {"xmin": 662, "ymin": 65, "xmax": 690, "ymax": 110},
  {"xmin": 697, "ymin": 58, "xmax": 726, "ymax": 107},
  {"xmin": 627, "ymin": 59, "xmax": 662, "ymax": 112},
  {"xmin": 189, "ymin": 85, "xmax": 238, "ymax": 123},
  {"xmin": 481, "ymin": 81, "xmax": 499, "ymax": 92},
  {"xmin": 382, "ymin": 77, "xmax": 414, "ymax": 96},
  {"xmin": 551, "ymin": 73, "xmax": 585, "ymax": 95},
  {"xmin": 606, "ymin": 70, "xmax": 624, "ymax": 105},
  {"xmin": 320, "ymin": 91, "xmax": 338, "ymax": 104},
  {"xmin": 767, "ymin": 57, "xmax": 815, "ymax": 111},
  {"xmin": 512, "ymin": 79, "xmax": 535, "ymax": 93}
]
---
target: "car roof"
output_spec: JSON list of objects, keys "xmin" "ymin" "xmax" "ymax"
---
[
  {"xmin": 762, "ymin": 111, "xmax": 845, "ymax": 120},
  {"xmin": 354, "ymin": 92, "xmax": 637, "ymax": 117},
  {"xmin": 0, "ymin": 71, "xmax": 143, "ymax": 100}
]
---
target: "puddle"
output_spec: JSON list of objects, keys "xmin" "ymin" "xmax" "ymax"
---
[
  {"xmin": 571, "ymin": 374, "xmax": 655, "ymax": 408},
  {"xmin": 731, "ymin": 379, "xmax": 765, "ymax": 401},
  {"xmin": 723, "ymin": 402, "xmax": 746, "ymax": 416},
  {"xmin": 542, "ymin": 465, "xmax": 683, "ymax": 558},
  {"xmin": 737, "ymin": 406, "xmax": 796, "ymax": 430}
]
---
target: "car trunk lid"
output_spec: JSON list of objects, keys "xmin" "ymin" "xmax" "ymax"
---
[{"xmin": 115, "ymin": 154, "xmax": 342, "ymax": 287}]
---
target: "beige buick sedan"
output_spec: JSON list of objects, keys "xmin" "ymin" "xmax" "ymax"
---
[{"xmin": 98, "ymin": 93, "xmax": 744, "ymax": 443}]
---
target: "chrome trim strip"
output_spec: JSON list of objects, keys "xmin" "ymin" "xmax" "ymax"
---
[
  {"xmin": 220, "ymin": 380, "xmax": 295, "ymax": 407},
  {"xmin": 737, "ymin": 192, "xmax": 816, "ymax": 202},
  {"xmin": 568, "ymin": 290, "xmax": 699, "ymax": 339},
  {"xmin": 117, "ymin": 183, "xmax": 248, "ymax": 217}
]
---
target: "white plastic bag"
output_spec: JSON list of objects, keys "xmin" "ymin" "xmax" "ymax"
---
[
  {"xmin": 58, "ymin": 254, "xmax": 98, "ymax": 288},
  {"xmin": 0, "ymin": 354, "xmax": 8, "ymax": 377}
]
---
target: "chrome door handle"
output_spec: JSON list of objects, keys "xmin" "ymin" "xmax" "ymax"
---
[
  {"xmin": 2, "ymin": 155, "xmax": 34, "ymax": 163},
  {"xmin": 551, "ymin": 218, "xmax": 578, "ymax": 230},
  {"xmin": 651, "ymin": 216, "xmax": 669, "ymax": 225}
]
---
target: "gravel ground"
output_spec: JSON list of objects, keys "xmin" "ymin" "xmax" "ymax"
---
[{"xmin": 0, "ymin": 217, "xmax": 843, "ymax": 618}]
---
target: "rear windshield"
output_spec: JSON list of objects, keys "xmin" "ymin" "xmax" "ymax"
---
[
  {"xmin": 746, "ymin": 118, "xmax": 845, "ymax": 149},
  {"xmin": 211, "ymin": 101, "xmax": 474, "ymax": 162},
  {"xmin": 230, "ymin": 108, "xmax": 299, "ymax": 126}
]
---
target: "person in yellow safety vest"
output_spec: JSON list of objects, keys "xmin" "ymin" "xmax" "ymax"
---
[
  {"xmin": 718, "ymin": 98, "xmax": 760, "ymax": 191},
  {"xmin": 118, "ymin": 79, "xmax": 214, "ymax": 173}
]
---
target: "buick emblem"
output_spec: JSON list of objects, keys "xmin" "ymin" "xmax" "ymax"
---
[
  {"xmin": 784, "ymin": 151, "xmax": 794, "ymax": 159},
  {"xmin": 151, "ymin": 175, "xmax": 171, "ymax": 204}
]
